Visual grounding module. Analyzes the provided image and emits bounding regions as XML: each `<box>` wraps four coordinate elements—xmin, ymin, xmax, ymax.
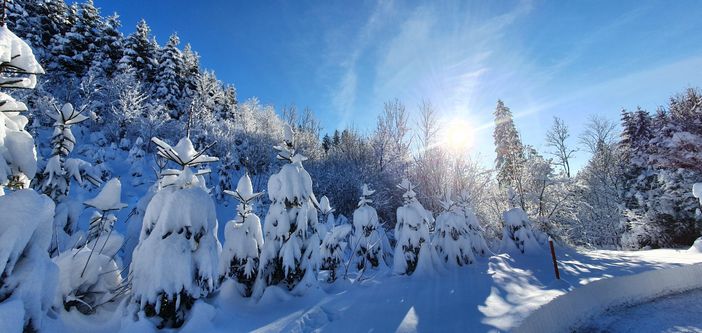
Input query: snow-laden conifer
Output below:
<box><xmin>500</xmin><ymin>206</ymin><xmax>542</xmax><ymax>254</ymax></box>
<box><xmin>254</xmin><ymin>124</ymin><xmax>321</xmax><ymax>296</ymax></box>
<box><xmin>320</xmin><ymin>224</ymin><xmax>352</xmax><ymax>282</ymax></box>
<box><xmin>130</xmin><ymin>136</ymin><xmax>220</xmax><ymax>328</ymax></box>
<box><xmin>433</xmin><ymin>192</ymin><xmax>474</xmax><ymax>267</ymax></box>
<box><xmin>351</xmin><ymin>184</ymin><xmax>387</xmax><ymax>270</ymax></box>
<box><xmin>456</xmin><ymin>191</ymin><xmax>490</xmax><ymax>257</ymax></box>
<box><xmin>220</xmin><ymin>173</ymin><xmax>264</xmax><ymax>297</ymax></box>
<box><xmin>393</xmin><ymin>179</ymin><xmax>436</xmax><ymax>275</ymax></box>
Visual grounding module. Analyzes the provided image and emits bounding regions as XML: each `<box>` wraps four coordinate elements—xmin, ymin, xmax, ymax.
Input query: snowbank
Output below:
<box><xmin>515</xmin><ymin>262</ymin><xmax>702</xmax><ymax>333</ymax></box>
<box><xmin>689</xmin><ymin>237</ymin><xmax>702</xmax><ymax>253</ymax></box>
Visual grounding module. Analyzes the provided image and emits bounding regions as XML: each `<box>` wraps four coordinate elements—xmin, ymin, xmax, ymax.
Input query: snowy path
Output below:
<box><xmin>43</xmin><ymin>248</ymin><xmax>702</xmax><ymax>333</ymax></box>
<box><xmin>574</xmin><ymin>289</ymin><xmax>702</xmax><ymax>333</ymax></box>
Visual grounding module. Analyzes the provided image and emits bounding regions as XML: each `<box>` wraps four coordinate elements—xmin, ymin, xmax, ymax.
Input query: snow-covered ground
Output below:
<box><xmin>38</xmin><ymin>247</ymin><xmax>702</xmax><ymax>333</ymax></box>
<box><xmin>574</xmin><ymin>289</ymin><xmax>702</xmax><ymax>333</ymax></box>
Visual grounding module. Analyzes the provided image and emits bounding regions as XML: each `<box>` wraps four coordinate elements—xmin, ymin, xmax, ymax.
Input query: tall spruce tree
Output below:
<box><xmin>154</xmin><ymin>33</ymin><xmax>184</xmax><ymax>116</ymax></box>
<box><xmin>118</xmin><ymin>19</ymin><xmax>158</xmax><ymax>82</ymax></box>
<box><xmin>493</xmin><ymin>100</ymin><xmax>525</xmax><ymax>206</ymax></box>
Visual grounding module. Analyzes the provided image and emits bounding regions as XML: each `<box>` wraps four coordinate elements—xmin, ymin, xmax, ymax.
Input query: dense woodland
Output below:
<box><xmin>2</xmin><ymin>1</ymin><xmax>702</xmax><ymax>331</ymax></box>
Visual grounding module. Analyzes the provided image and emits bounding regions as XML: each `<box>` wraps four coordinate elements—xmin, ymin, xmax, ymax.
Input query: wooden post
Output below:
<box><xmin>549</xmin><ymin>237</ymin><xmax>560</xmax><ymax>280</ymax></box>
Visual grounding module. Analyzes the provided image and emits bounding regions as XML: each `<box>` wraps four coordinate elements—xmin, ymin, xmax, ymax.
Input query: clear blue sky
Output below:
<box><xmin>94</xmin><ymin>0</ymin><xmax>702</xmax><ymax>170</ymax></box>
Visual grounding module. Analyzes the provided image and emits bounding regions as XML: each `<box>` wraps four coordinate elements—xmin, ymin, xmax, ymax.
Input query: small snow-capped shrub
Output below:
<box><xmin>53</xmin><ymin>178</ymin><xmax>128</xmax><ymax>314</ymax></box>
<box><xmin>433</xmin><ymin>194</ymin><xmax>475</xmax><ymax>267</ymax></box>
<box><xmin>321</xmin><ymin>224</ymin><xmax>352</xmax><ymax>283</ymax></box>
<box><xmin>220</xmin><ymin>173</ymin><xmax>264</xmax><ymax>297</ymax></box>
<box><xmin>130</xmin><ymin>137</ymin><xmax>220</xmax><ymax>328</ymax></box>
<box><xmin>255</xmin><ymin>124</ymin><xmax>322</xmax><ymax>296</ymax></box>
<box><xmin>53</xmin><ymin>247</ymin><xmax>122</xmax><ymax>314</ymax></box>
<box><xmin>351</xmin><ymin>184</ymin><xmax>386</xmax><ymax>270</ymax></box>
<box><xmin>393</xmin><ymin>179</ymin><xmax>436</xmax><ymax>275</ymax></box>
<box><xmin>500</xmin><ymin>207</ymin><xmax>542</xmax><ymax>254</ymax></box>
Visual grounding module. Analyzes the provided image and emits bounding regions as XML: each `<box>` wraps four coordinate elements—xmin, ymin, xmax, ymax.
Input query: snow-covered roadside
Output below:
<box><xmin>37</xmin><ymin>246</ymin><xmax>702</xmax><ymax>333</ymax></box>
<box><xmin>573</xmin><ymin>288</ymin><xmax>702</xmax><ymax>333</ymax></box>
<box><xmin>516</xmin><ymin>256</ymin><xmax>702</xmax><ymax>333</ymax></box>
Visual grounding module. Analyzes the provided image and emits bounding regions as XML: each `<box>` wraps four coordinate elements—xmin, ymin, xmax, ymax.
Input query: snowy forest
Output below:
<box><xmin>2</xmin><ymin>1</ymin><xmax>702</xmax><ymax>332</ymax></box>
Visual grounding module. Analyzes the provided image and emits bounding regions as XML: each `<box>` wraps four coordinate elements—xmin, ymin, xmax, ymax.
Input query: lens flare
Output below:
<box><xmin>443</xmin><ymin>118</ymin><xmax>475</xmax><ymax>154</ymax></box>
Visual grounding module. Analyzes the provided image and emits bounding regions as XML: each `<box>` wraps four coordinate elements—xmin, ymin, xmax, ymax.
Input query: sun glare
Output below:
<box><xmin>443</xmin><ymin>118</ymin><xmax>475</xmax><ymax>154</ymax></box>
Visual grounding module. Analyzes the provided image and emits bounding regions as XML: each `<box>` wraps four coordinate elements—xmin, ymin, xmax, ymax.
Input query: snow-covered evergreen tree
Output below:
<box><xmin>493</xmin><ymin>100</ymin><xmax>525</xmax><ymax>192</ymax></box>
<box><xmin>180</xmin><ymin>43</ymin><xmax>201</xmax><ymax>99</ymax></box>
<box><xmin>118</xmin><ymin>19</ymin><xmax>158</xmax><ymax>82</ymax></box>
<box><xmin>351</xmin><ymin>184</ymin><xmax>386</xmax><ymax>270</ymax></box>
<box><xmin>254</xmin><ymin>124</ymin><xmax>322</xmax><ymax>296</ymax></box>
<box><xmin>0</xmin><ymin>190</ymin><xmax>57</xmax><ymax>331</ymax></box>
<box><xmin>220</xmin><ymin>173</ymin><xmax>264</xmax><ymax>297</ymax></box>
<box><xmin>215</xmin><ymin>151</ymin><xmax>235</xmax><ymax>203</ymax></box>
<box><xmin>500</xmin><ymin>205</ymin><xmax>542</xmax><ymax>254</ymax></box>
<box><xmin>48</xmin><ymin>0</ymin><xmax>102</xmax><ymax>77</ymax></box>
<box><xmin>154</xmin><ymin>33</ymin><xmax>183</xmax><ymax>118</ymax></box>
<box><xmin>40</xmin><ymin>103</ymin><xmax>100</xmax><ymax>201</ymax></box>
<box><xmin>0</xmin><ymin>24</ymin><xmax>56</xmax><ymax>332</ymax></box>
<box><xmin>0</xmin><ymin>24</ymin><xmax>44</xmax><ymax>193</ymax></box>
<box><xmin>393</xmin><ymin>179</ymin><xmax>436</xmax><ymax>275</ymax></box>
<box><xmin>433</xmin><ymin>193</ymin><xmax>474</xmax><ymax>267</ymax></box>
<box><xmin>130</xmin><ymin>136</ymin><xmax>220</xmax><ymax>328</ymax></box>
<box><xmin>456</xmin><ymin>191</ymin><xmax>490</xmax><ymax>257</ymax></box>
<box><xmin>320</xmin><ymin>224</ymin><xmax>352</xmax><ymax>282</ymax></box>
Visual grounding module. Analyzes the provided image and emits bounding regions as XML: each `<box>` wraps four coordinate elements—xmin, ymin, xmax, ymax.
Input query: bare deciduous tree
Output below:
<box><xmin>545</xmin><ymin>117</ymin><xmax>576</xmax><ymax>177</ymax></box>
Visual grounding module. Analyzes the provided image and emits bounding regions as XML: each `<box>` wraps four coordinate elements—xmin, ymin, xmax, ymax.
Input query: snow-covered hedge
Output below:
<box><xmin>515</xmin><ymin>263</ymin><xmax>702</xmax><ymax>333</ymax></box>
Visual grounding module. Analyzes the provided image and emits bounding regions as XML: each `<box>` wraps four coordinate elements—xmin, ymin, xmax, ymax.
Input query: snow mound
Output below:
<box><xmin>688</xmin><ymin>237</ymin><xmax>702</xmax><ymax>253</ymax></box>
<box><xmin>516</xmin><ymin>263</ymin><xmax>702</xmax><ymax>333</ymax></box>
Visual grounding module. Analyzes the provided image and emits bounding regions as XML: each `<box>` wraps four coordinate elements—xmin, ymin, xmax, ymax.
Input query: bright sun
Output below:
<box><xmin>443</xmin><ymin>118</ymin><xmax>475</xmax><ymax>153</ymax></box>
